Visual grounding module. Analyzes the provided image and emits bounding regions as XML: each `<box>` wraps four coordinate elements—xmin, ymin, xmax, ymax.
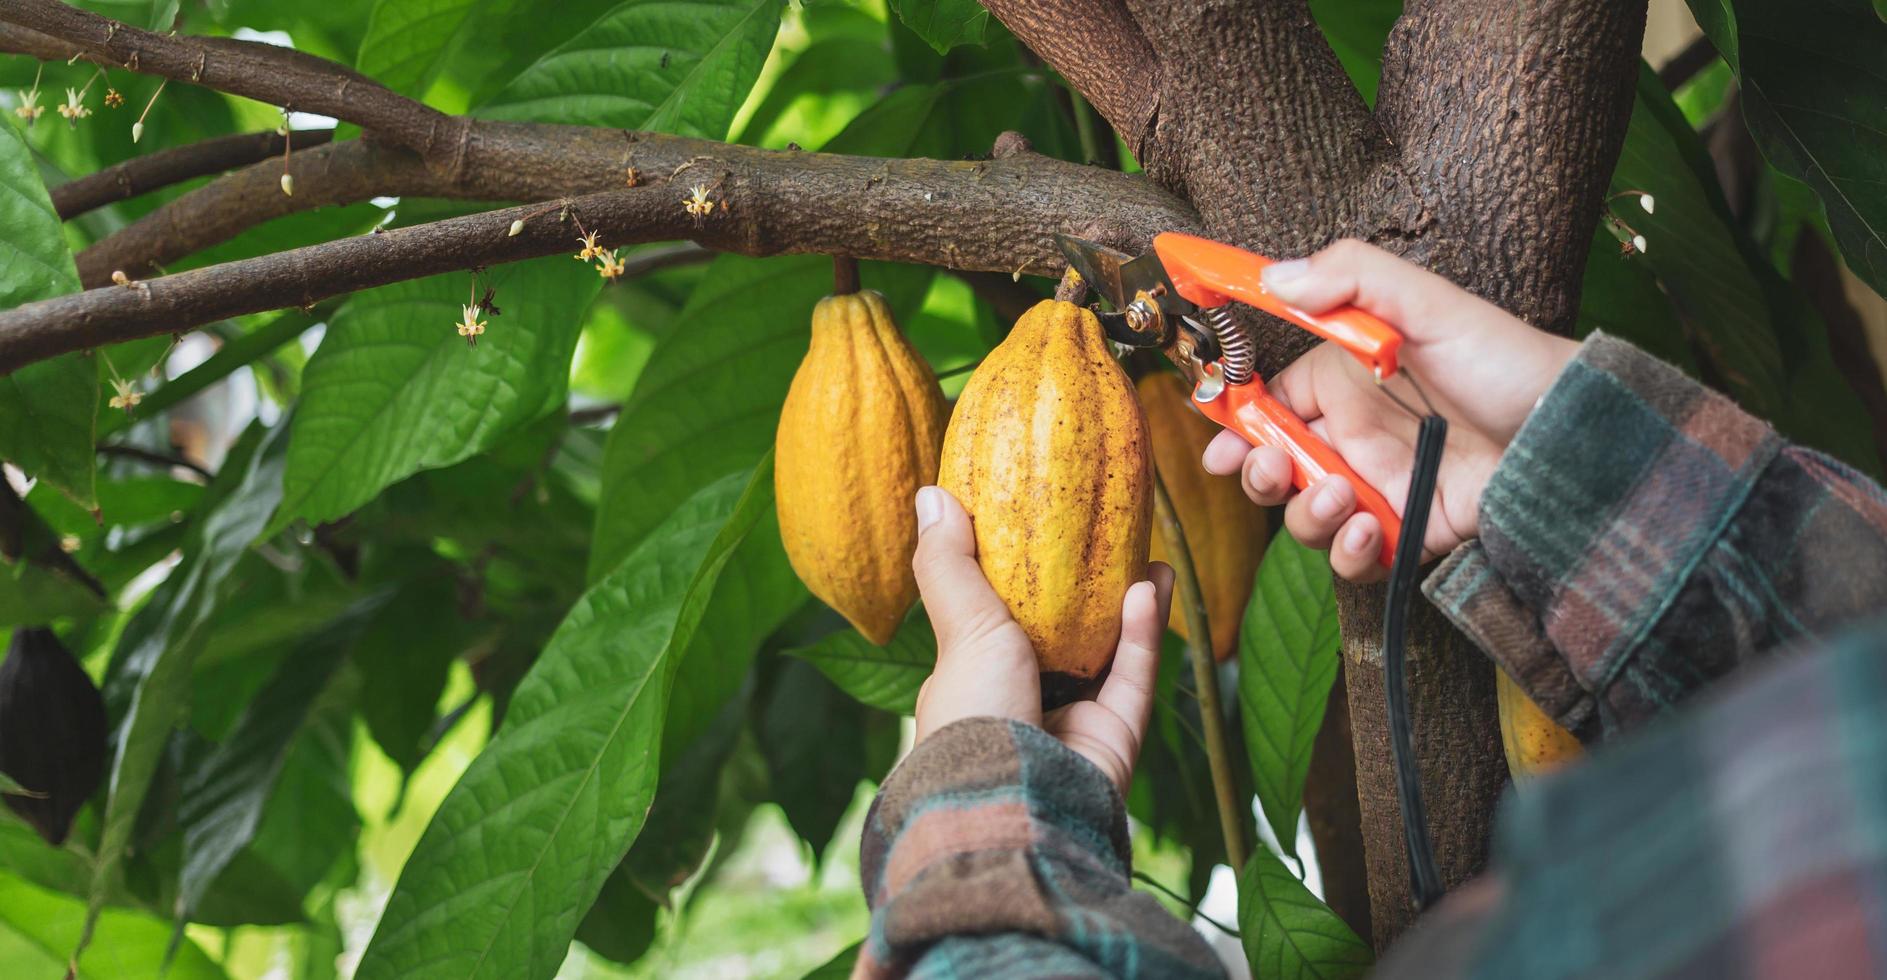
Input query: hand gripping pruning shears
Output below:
<box><xmin>1055</xmin><ymin>231</ymin><xmax>1450</xmax><ymax>909</ymax></box>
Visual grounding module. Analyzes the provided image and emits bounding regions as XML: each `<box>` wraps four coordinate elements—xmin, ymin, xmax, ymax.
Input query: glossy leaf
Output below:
<box><xmin>481</xmin><ymin>0</ymin><xmax>786</xmax><ymax>136</ymax></box>
<box><xmin>1693</xmin><ymin>0</ymin><xmax>1887</xmax><ymax>296</ymax></box>
<box><xmin>887</xmin><ymin>0</ymin><xmax>988</xmax><ymax>54</ymax></box>
<box><xmin>784</xmin><ymin>611</ymin><xmax>936</xmax><ymax>715</ymax></box>
<box><xmin>272</xmin><ymin>257</ymin><xmax>600</xmax><ymax>533</ymax></box>
<box><xmin>802</xmin><ymin>940</ymin><xmax>862</xmax><ymax>978</ymax></box>
<box><xmin>78</xmin><ymin>422</ymin><xmax>289</xmax><ymax>966</ymax></box>
<box><xmin>171</xmin><ymin>596</ymin><xmax>379</xmax><ymax>934</ymax></box>
<box><xmin>0</xmin><ymin>872</ymin><xmax>225</xmax><ymax>980</ymax></box>
<box><xmin>1238</xmin><ymin>845</ymin><xmax>1372</xmax><ymax>980</ymax></box>
<box><xmin>352</xmin><ymin>575</ymin><xmax>479</xmax><ymax>772</ymax></box>
<box><xmin>757</xmin><ymin>660</ymin><xmax>882</xmax><ymax>858</ymax></box>
<box><xmin>0</xmin><ymin>121</ymin><xmax>94</xmax><ymax>508</ymax></box>
<box><xmin>355</xmin><ymin>461</ymin><xmax>773</xmax><ymax>980</ymax></box>
<box><xmin>357</xmin><ymin>0</ymin><xmax>513</xmax><ymax>96</ymax></box>
<box><xmin>1307</xmin><ymin>0</ymin><xmax>1400</xmax><ymax>104</ymax></box>
<box><xmin>1239</xmin><ymin>534</ymin><xmax>1341</xmax><ymax>859</ymax></box>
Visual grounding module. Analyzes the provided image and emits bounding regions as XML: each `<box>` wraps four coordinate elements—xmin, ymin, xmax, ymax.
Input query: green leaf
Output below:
<box><xmin>79</xmin><ymin>422</ymin><xmax>289</xmax><ymax>964</ymax></box>
<box><xmin>357</xmin><ymin>0</ymin><xmax>514</xmax><ymax>96</ymax></box>
<box><xmin>731</xmin><ymin>29</ymin><xmax>899</xmax><ymax>149</ymax></box>
<box><xmin>784</xmin><ymin>611</ymin><xmax>935</xmax><ymax>715</ymax></box>
<box><xmin>352</xmin><ymin>576</ymin><xmax>478</xmax><ymax>772</ymax></box>
<box><xmin>1239</xmin><ymin>534</ymin><xmax>1341</xmax><ymax>859</ymax></box>
<box><xmin>0</xmin><ymin>121</ymin><xmax>94</xmax><ymax>508</ymax></box>
<box><xmin>1699</xmin><ymin>0</ymin><xmax>1887</xmax><ymax>297</ymax></box>
<box><xmin>171</xmin><ymin>596</ymin><xmax>378</xmax><ymax>934</ymax></box>
<box><xmin>887</xmin><ymin>0</ymin><xmax>988</xmax><ymax>54</ymax></box>
<box><xmin>1307</xmin><ymin>0</ymin><xmax>1401</xmax><ymax>105</ymax></box>
<box><xmin>355</xmin><ymin>460</ymin><xmax>774</xmax><ymax>980</ymax></box>
<box><xmin>757</xmin><ymin>660</ymin><xmax>882</xmax><ymax>858</ymax></box>
<box><xmin>622</xmin><ymin>689</ymin><xmax>749</xmax><ymax>903</ymax></box>
<box><xmin>1237</xmin><ymin>846</ymin><xmax>1372</xmax><ymax>980</ymax></box>
<box><xmin>1129</xmin><ymin>632</ymin><xmax>1236</xmax><ymax>902</ymax></box>
<box><xmin>0</xmin><ymin>871</ymin><xmax>226</xmax><ymax>980</ymax></box>
<box><xmin>1576</xmin><ymin>231</ymin><xmax>1699</xmax><ymax>376</ymax></box>
<box><xmin>481</xmin><ymin>0</ymin><xmax>786</xmax><ymax>136</ymax></box>
<box><xmin>273</xmin><ymin>257</ymin><xmax>600</xmax><ymax>533</ymax></box>
<box><xmin>572</xmin><ymin>868</ymin><xmax>658</xmax><ymax>965</ymax></box>
<box><xmin>801</xmin><ymin>940</ymin><xmax>862</xmax><ymax>979</ymax></box>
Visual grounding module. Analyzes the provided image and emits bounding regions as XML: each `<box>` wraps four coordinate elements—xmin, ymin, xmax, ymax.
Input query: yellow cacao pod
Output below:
<box><xmin>938</xmin><ymin>300</ymin><xmax>1153</xmax><ymax>695</ymax></box>
<box><xmin>1139</xmin><ymin>372</ymin><xmax>1269</xmax><ymax>662</ymax></box>
<box><xmin>1496</xmin><ymin>669</ymin><xmax>1583</xmax><ymax>781</ymax></box>
<box><xmin>775</xmin><ymin>289</ymin><xmax>948</xmax><ymax>645</ymax></box>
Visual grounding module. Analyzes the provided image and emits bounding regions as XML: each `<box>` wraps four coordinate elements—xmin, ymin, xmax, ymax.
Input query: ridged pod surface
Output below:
<box><xmin>939</xmin><ymin>300</ymin><xmax>1152</xmax><ymax>697</ymax></box>
<box><xmin>1138</xmin><ymin>372</ymin><xmax>1269</xmax><ymax>661</ymax></box>
<box><xmin>1496</xmin><ymin>669</ymin><xmax>1583</xmax><ymax>781</ymax></box>
<box><xmin>775</xmin><ymin>289</ymin><xmax>948</xmax><ymax>645</ymax></box>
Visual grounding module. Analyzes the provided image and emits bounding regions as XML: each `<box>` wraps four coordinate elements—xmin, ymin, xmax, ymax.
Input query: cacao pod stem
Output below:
<box><xmin>1152</xmin><ymin>471</ymin><xmax>1249</xmax><ymax>873</ymax></box>
<box><xmin>831</xmin><ymin>255</ymin><xmax>859</xmax><ymax>296</ymax></box>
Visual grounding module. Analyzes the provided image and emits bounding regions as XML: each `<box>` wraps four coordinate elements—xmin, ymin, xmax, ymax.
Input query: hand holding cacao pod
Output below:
<box><xmin>775</xmin><ymin>288</ymin><xmax>950</xmax><ymax>644</ymax></box>
<box><xmin>938</xmin><ymin>300</ymin><xmax>1153</xmax><ymax>699</ymax></box>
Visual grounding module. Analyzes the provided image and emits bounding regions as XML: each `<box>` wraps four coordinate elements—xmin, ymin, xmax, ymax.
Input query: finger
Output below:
<box><xmin>1259</xmin><ymin>238</ymin><xmax>1460</xmax><ymax>337</ymax></box>
<box><xmin>1240</xmin><ymin>445</ymin><xmax>1296</xmax><ymax>507</ymax></box>
<box><xmin>1094</xmin><ymin>574</ymin><xmax>1168</xmax><ymax>744</ymax></box>
<box><xmin>1203</xmin><ymin>428</ymin><xmax>1252</xmax><ymax>476</ymax></box>
<box><xmin>1329</xmin><ymin>513</ymin><xmax>1389</xmax><ymax>583</ymax></box>
<box><xmin>1282</xmin><ymin>475</ymin><xmax>1356</xmax><ymax>550</ymax></box>
<box><xmin>910</xmin><ymin>486</ymin><xmax>1015</xmax><ymax>652</ymax></box>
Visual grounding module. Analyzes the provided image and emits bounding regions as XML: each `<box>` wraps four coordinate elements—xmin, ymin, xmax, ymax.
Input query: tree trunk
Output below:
<box><xmin>1303</xmin><ymin>666</ymin><xmax>1371</xmax><ymax>939</ymax></box>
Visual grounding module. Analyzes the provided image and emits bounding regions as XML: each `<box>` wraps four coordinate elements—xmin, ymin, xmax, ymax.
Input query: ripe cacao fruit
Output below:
<box><xmin>1138</xmin><ymin>372</ymin><xmax>1269</xmax><ymax>661</ymax></box>
<box><xmin>1496</xmin><ymin>669</ymin><xmax>1582</xmax><ymax>781</ymax></box>
<box><xmin>776</xmin><ymin>288</ymin><xmax>949</xmax><ymax>645</ymax></box>
<box><xmin>938</xmin><ymin>300</ymin><xmax>1153</xmax><ymax>699</ymax></box>
<box><xmin>0</xmin><ymin>628</ymin><xmax>108</xmax><ymax>845</ymax></box>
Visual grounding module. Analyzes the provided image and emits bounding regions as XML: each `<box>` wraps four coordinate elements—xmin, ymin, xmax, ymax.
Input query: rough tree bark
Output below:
<box><xmin>0</xmin><ymin>0</ymin><xmax>1651</xmax><ymax>948</ymax></box>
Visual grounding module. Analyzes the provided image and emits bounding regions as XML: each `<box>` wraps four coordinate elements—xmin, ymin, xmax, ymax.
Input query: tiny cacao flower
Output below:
<box><xmin>0</xmin><ymin>629</ymin><xmax>110</xmax><ymax>846</ymax></box>
<box><xmin>104</xmin><ymin>88</ymin><xmax>124</xmax><ymax>109</ymax></box>
<box><xmin>131</xmin><ymin>120</ymin><xmax>143</xmax><ymax>143</ymax></box>
<box><xmin>575</xmin><ymin>230</ymin><xmax>603</xmax><ymax>261</ymax></box>
<box><xmin>110</xmin><ymin>270</ymin><xmax>130</xmax><ymax>286</ymax></box>
<box><xmin>624</xmin><ymin>166</ymin><xmax>640</xmax><ymax>187</ymax></box>
<box><xmin>108</xmin><ymin>377</ymin><xmax>141</xmax><ymax>411</ymax></box>
<box><xmin>280</xmin><ymin>173</ymin><xmax>295</xmax><ymax>196</ymax></box>
<box><xmin>56</xmin><ymin>88</ymin><xmax>90</xmax><ymax>125</ymax></box>
<box><xmin>508</xmin><ymin>218</ymin><xmax>525</xmax><ymax>237</ymax></box>
<box><xmin>683</xmin><ymin>183</ymin><xmax>716</xmax><ymax>222</ymax></box>
<box><xmin>1639</xmin><ymin>194</ymin><xmax>1655</xmax><ymax>215</ymax></box>
<box><xmin>456</xmin><ymin>303</ymin><xmax>487</xmax><ymax>345</ymax></box>
<box><xmin>596</xmin><ymin>249</ymin><xmax>626</xmax><ymax>280</ymax></box>
<box><xmin>58</xmin><ymin>534</ymin><xmax>80</xmax><ymax>554</ymax></box>
<box><xmin>1632</xmin><ymin>233</ymin><xmax>1648</xmax><ymax>255</ymax></box>
<box><xmin>13</xmin><ymin>89</ymin><xmax>43</xmax><ymax>124</ymax></box>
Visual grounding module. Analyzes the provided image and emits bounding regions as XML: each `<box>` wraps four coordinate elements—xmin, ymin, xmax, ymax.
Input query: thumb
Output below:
<box><xmin>911</xmin><ymin>486</ymin><xmax>1014</xmax><ymax>651</ymax></box>
<box><xmin>1259</xmin><ymin>238</ymin><xmax>1456</xmax><ymax>340</ymax></box>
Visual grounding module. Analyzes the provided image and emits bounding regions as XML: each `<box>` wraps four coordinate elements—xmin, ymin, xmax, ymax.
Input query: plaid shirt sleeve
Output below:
<box><xmin>853</xmin><ymin>716</ymin><xmax>1224</xmax><ymax>980</ymax></box>
<box><xmin>1423</xmin><ymin>332</ymin><xmax>1887</xmax><ymax>737</ymax></box>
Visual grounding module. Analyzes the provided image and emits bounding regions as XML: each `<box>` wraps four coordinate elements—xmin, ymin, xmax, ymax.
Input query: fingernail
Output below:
<box><xmin>1344</xmin><ymin>523</ymin><xmax>1371</xmax><ymax>554</ymax></box>
<box><xmin>1310</xmin><ymin>481</ymin><xmax>1346</xmax><ymax>521</ymax></box>
<box><xmin>915</xmin><ymin>486</ymin><xmax>943</xmax><ymax>533</ymax></box>
<box><xmin>1262</xmin><ymin>258</ymin><xmax>1310</xmax><ymax>290</ymax></box>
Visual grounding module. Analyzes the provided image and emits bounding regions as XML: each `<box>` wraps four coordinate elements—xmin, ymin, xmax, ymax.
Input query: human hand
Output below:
<box><xmin>909</xmin><ymin>486</ymin><xmax>1174</xmax><ymax>796</ymax></box>
<box><xmin>1202</xmin><ymin>239</ymin><xmax>1580</xmax><ymax>582</ymax></box>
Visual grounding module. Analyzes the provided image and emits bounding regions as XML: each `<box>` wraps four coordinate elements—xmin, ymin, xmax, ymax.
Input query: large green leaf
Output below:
<box><xmin>757</xmin><ymin>660</ymin><xmax>884</xmax><ymax>858</ymax></box>
<box><xmin>1307</xmin><ymin>0</ymin><xmax>1401</xmax><ymax>105</ymax></box>
<box><xmin>171</xmin><ymin>596</ymin><xmax>379</xmax><ymax>936</ymax></box>
<box><xmin>784</xmin><ymin>611</ymin><xmax>936</xmax><ymax>715</ymax></box>
<box><xmin>887</xmin><ymin>0</ymin><xmax>988</xmax><ymax>54</ymax></box>
<box><xmin>801</xmin><ymin>940</ymin><xmax>862</xmax><ymax>978</ymax></box>
<box><xmin>272</xmin><ymin>257</ymin><xmax>600</xmax><ymax>533</ymax></box>
<box><xmin>1239</xmin><ymin>534</ymin><xmax>1341</xmax><ymax>859</ymax></box>
<box><xmin>481</xmin><ymin>0</ymin><xmax>786</xmax><ymax>136</ymax></box>
<box><xmin>79</xmin><ymin>422</ymin><xmax>289</xmax><ymax>965</ymax></box>
<box><xmin>352</xmin><ymin>575</ymin><xmax>479</xmax><ymax>772</ymax></box>
<box><xmin>1237</xmin><ymin>846</ymin><xmax>1372</xmax><ymax>980</ymax></box>
<box><xmin>355</xmin><ymin>460</ymin><xmax>773</xmax><ymax>980</ymax></box>
<box><xmin>0</xmin><ymin>121</ymin><xmax>94</xmax><ymax>508</ymax></box>
<box><xmin>1691</xmin><ymin>0</ymin><xmax>1887</xmax><ymax>297</ymax></box>
<box><xmin>356</xmin><ymin>0</ymin><xmax>516</xmax><ymax>96</ymax></box>
<box><xmin>0</xmin><ymin>872</ymin><xmax>225</xmax><ymax>980</ymax></box>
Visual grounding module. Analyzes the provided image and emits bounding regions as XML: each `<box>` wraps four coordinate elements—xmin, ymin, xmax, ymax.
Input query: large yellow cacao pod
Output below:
<box><xmin>938</xmin><ymin>300</ymin><xmax>1153</xmax><ymax>695</ymax></box>
<box><xmin>1138</xmin><ymin>372</ymin><xmax>1269</xmax><ymax>661</ymax></box>
<box><xmin>775</xmin><ymin>289</ymin><xmax>948</xmax><ymax>645</ymax></box>
<box><xmin>1496</xmin><ymin>669</ymin><xmax>1583</xmax><ymax>781</ymax></box>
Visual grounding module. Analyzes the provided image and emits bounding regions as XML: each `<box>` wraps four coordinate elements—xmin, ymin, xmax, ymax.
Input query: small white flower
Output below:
<box><xmin>1631</xmin><ymin>234</ymin><xmax>1648</xmax><ymax>255</ymax></box>
<box><xmin>280</xmin><ymin>173</ymin><xmax>294</xmax><ymax>196</ymax></box>
<box><xmin>456</xmin><ymin>304</ymin><xmax>487</xmax><ymax>345</ymax></box>
<box><xmin>1638</xmin><ymin>193</ymin><xmax>1655</xmax><ymax>215</ymax></box>
<box><xmin>56</xmin><ymin>87</ymin><xmax>90</xmax><ymax>124</ymax></box>
<box><xmin>13</xmin><ymin>89</ymin><xmax>44</xmax><ymax>124</ymax></box>
<box><xmin>131</xmin><ymin>120</ymin><xmax>144</xmax><ymax>143</ymax></box>
<box><xmin>508</xmin><ymin>219</ymin><xmax>525</xmax><ymax>237</ymax></box>
<box><xmin>108</xmin><ymin>377</ymin><xmax>141</xmax><ymax>411</ymax></box>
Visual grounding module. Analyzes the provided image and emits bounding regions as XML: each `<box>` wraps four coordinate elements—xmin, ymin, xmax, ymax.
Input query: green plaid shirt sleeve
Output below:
<box><xmin>854</xmin><ymin>716</ymin><xmax>1225</xmax><ymax>979</ymax></box>
<box><xmin>1424</xmin><ymin>332</ymin><xmax>1887</xmax><ymax>737</ymax></box>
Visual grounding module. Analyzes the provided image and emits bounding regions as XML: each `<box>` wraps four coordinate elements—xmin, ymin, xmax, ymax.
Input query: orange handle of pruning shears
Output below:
<box><xmin>1154</xmin><ymin>232</ymin><xmax>1403</xmax><ymax>378</ymax></box>
<box><xmin>1192</xmin><ymin>382</ymin><xmax>1401</xmax><ymax>566</ymax></box>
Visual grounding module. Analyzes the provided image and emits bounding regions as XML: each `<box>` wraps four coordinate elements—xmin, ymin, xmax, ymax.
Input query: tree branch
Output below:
<box><xmin>70</xmin><ymin>122</ymin><xmax>1197</xmax><ymax>287</ymax></box>
<box><xmin>2</xmin><ymin>140</ymin><xmax>1198</xmax><ymax>373</ymax></box>
<box><xmin>0</xmin><ymin>0</ymin><xmax>463</xmax><ymax>162</ymax></box>
<box><xmin>980</xmin><ymin>0</ymin><xmax>1161</xmax><ymax>155</ymax></box>
<box><xmin>52</xmin><ymin>128</ymin><xmax>334</xmax><ymax>219</ymax></box>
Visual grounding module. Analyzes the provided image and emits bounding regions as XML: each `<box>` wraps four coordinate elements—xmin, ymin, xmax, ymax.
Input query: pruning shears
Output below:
<box><xmin>1055</xmin><ymin>231</ymin><xmax>1435</xmax><ymax>566</ymax></box>
<box><xmin>1055</xmin><ymin>230</ymin><xmax>1450</xmax><ymax>908</ymax></box>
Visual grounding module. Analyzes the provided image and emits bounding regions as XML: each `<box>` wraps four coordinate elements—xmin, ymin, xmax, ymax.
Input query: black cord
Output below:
<box><xmin>1383</xmin><ymin>414</ymin><xmax>1448</xmax><ymax>910</ymax></box>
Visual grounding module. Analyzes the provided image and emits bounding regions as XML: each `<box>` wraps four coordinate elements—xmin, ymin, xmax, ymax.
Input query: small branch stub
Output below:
<box><xmin>831</xmin><ymin>255</ymin><xmax>860</xmax><ymax>296</ymax></box>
